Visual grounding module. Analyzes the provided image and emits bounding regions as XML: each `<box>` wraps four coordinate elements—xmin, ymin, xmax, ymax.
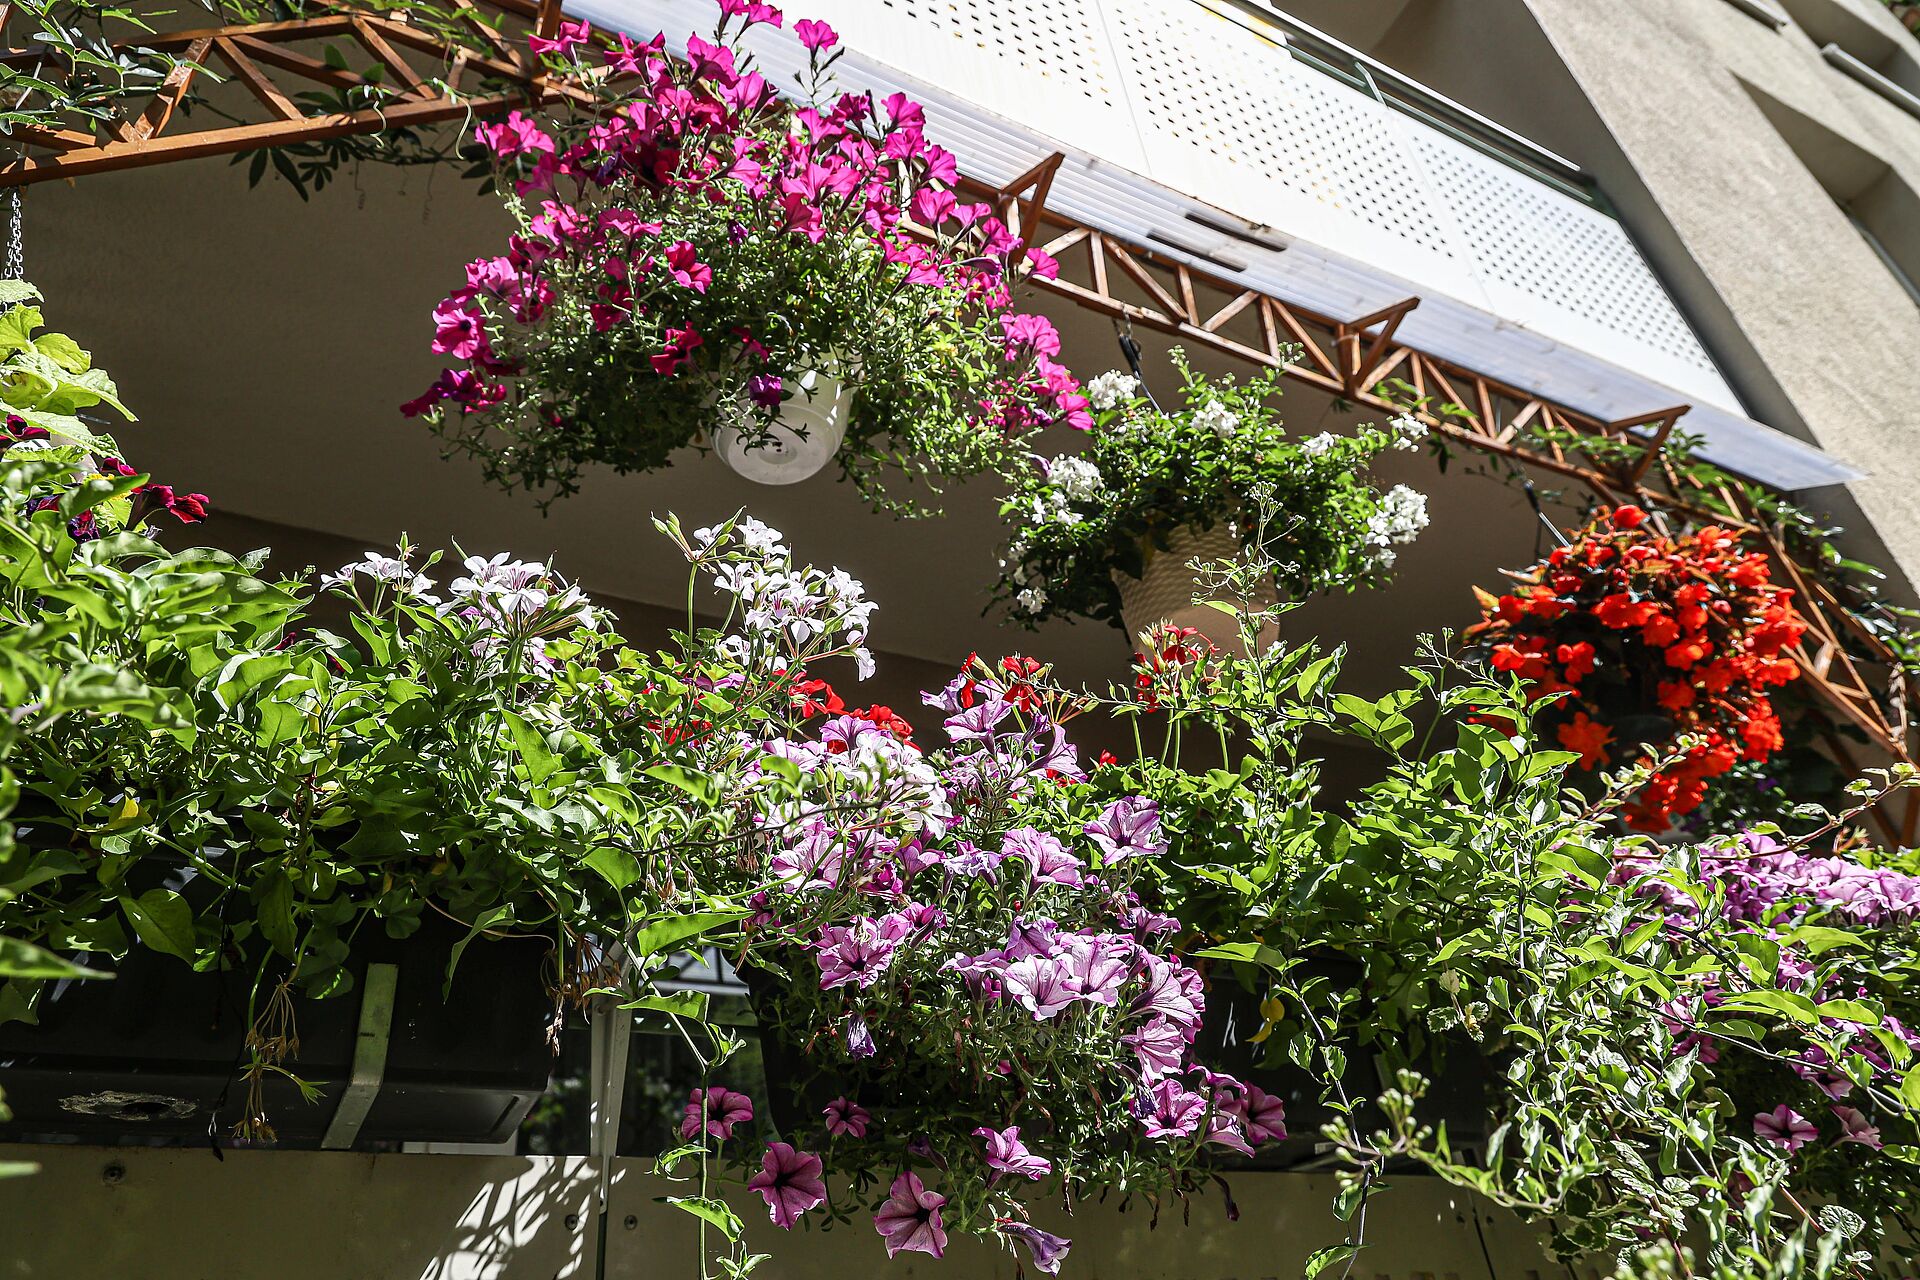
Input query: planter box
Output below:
<box><xmin>1195</xmin><ymin>965</ymin><xmax>1493</xmax><ymax>1171</ymax></box>
<box><xmin>0</xmin><ymin>915</ymin><xmax>554</xmax><ymax>1148</ymax></box>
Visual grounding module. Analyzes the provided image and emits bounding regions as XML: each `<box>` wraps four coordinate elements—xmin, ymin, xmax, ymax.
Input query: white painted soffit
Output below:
<box><xmin>577</xmin><ymin>0</ymin><xmax>1862</xmax><ymax>492</ymax></box>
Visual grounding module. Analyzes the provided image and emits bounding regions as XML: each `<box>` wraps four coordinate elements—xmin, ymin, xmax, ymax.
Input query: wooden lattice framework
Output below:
<box><xmin>4</xmin><ymin>1</ymin><xmax>1917</xmax><ymax>836</ymax></box>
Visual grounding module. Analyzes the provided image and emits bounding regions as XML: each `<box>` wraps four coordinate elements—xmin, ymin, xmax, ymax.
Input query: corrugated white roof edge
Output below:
<box><xmin>575</xmin><ymin>0</ymin><xmax>1865</xmax><ymax>492</ymax></box>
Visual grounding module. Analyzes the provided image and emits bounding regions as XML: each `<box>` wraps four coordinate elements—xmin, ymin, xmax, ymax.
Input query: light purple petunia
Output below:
<box><xmin>1004</xmin><ymin>827</ymin><xmax>1085</xmax><ymax>888</ymax></box>
<box><xmin>747</xmin><ymin>1142</ymin><xmax>827</xmax><ymax>1228</ymax></box>
<box><xmin>973</xmin><ymin>1125</ymin><xmax>1052</xmax><ymax>1181</ymax></box>
<box><xmin>997</xmin><ymin>1222</ymin><xmax>1071</xmax><ymax>1275</ymax></box>
<box><xmin>1226</xmin><ymin>1083</ymin><xmax>1288</xmax><ymax>1145</ymax></box>
<box><xmin>1060</xmin><ymin>934</ymin><xmax>1132</xmax><ymax>1006</ymax></box>
<box><xmin>1003</xmin><ymin>954</ymin><xmax>1078</xmax><ymax>1019</ymax></box>
<box><xmin>873</xmin><ymin>1171</ymin><xmax>947</xmax><ymax>1258</ymax></box>
<box><xmin>944</xmin><ymin>698</ymin><xmax>1015</xmax><ymax>743</ymax></box>
<box><xmin>844</xmin><ymin>1014</ymin><xmax>877</xmax><ymax>1059</ymax></box>
<box><xmin>815</xmin><ymin>918</ymin><xmax>902</xmax><ymax>990</ymax></box>
<box><xmin>1832</xmin><ymin>1104</ymin><xmax>1882</xmax><ymax>1149</ymax></box>
<box><xmin>1085</xmin><ymin>796</ymin><xmax>1168</xmax><ymax>863</ymax></box>
<box><xmin>1123</xmin><ymin>1015</ymin><xmax>1188</xmax><ymax>1081</ymax></box>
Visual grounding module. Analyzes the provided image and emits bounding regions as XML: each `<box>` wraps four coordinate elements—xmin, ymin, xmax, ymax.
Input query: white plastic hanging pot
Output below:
<box><xmin>712</xmin><ymin>367</ymin><xmax>853</xmax><ymax>485</ymax></box>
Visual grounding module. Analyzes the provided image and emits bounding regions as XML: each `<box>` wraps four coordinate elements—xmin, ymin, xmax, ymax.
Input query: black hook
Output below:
<box><xmin>1113</xmin><ymin>319</ymin><xmax>1161</xmax><ymax>414</ymax></box>
<box><xmin>1523</xmin><ymin>480</ymin><xmax>1571</xmax><ymax>555</ymax></box>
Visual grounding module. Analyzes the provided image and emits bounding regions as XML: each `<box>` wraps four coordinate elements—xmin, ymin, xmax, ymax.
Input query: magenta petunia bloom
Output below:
<box><xmin>664</xmin><ymin>240</ymin><xmax>712</xmax><ymax>293</ymax></box>
<box><xmin>1752</xmin><ymin>1104</ymin><xmax>1817</xmax><ymax>1151</ymax></box>
<box><xmin>747</xmin><ymin>1141</ymin><xmax>826</xmax><ymax>1228</ymax></box>
<box><xmin>815</xmin><ymin>918</ymin><xmax>902</xmax><ymax>990</ymax></box>
<box><xmin>794</xmin><ymin>18</ymin><xmax>838</xmax><ymax>50</ymax></box>
<box><xmin>680</xmin><ymin>1085</ymin><xmax>754</xmax><ymax>1141</ymax></box>
<box><xmin>527</xmin><ymin>18</ymin><xmax>592</xmax><ymax>55</ymax></box>
<box><xmin>873</xmin><ymin>1171</ymin><xmax>947</xmax><ymax>1258</ymax></box>
<box><xmin>1832</xmin><ymin>1105</ymin><xmax>1883</xmax><ymax>1149</ymax></box>
<box><xmin>824</xmin><ymin>1097</ymin><xmax>872</xmax><ymax>1138</ymax></box>
<box><xmin>1228</xmin><ymin>1083</ymin><xmax>1288</xmax><ymax>1145</ymax></box>
<box><xmin>997</xmin><ymin>1222</ymin><xmax>1071</xmax><ymax>1275</ymax></box>
<box><xmin>973</xmin><ymin>1125</ymin><xmax>1052</xmax><ymax>1181</ymax></box>
<box><xmin>1138</xmin><ymin>1078</ymin><xmax>1205</xmax><ymax>1140</ymax></box>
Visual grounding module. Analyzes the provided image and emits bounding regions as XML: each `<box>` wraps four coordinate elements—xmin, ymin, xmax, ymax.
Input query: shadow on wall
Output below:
<box><xmin>0</xmin><ymin>1145</ymin><xmax>598</xmax><ymax>1279</ymax></box>
<box><xmin>0</xmin><ymin>1144</ymin><xmax>1573</xmax><ymax>1279</ymax></box>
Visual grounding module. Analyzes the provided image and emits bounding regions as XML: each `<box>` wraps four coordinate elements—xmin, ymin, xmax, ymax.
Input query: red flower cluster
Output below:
<box><xmin>1471</xmin><ymin>506</ymin><xmax>1807</xmax><ymax>831</ymax></box>
<box><xmin>1131</xmin><ymin>624</ymin><xmax>1219</xmax><ymax>712</ymax></box>
<box><xmin>791</xmin><ymin>676</ymin><xmax>915</xmax><ymax>746</ymax></box>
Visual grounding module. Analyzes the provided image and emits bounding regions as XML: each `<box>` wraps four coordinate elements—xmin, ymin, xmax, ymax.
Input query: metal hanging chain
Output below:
<box><xmin>4</xmin><ymin>185</ymin><xmax>20</xmax><ymax>282</ymax></box>
<box><xmin>1113</xmin><ymin>316</ymin><xmax>1162</xmax><ymax>414</ymax></box>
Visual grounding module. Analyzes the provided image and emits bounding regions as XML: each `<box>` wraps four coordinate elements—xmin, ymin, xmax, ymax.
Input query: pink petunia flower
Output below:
<box><xmin>746</xmin><ymin>1141</ymin><xmax>826</xmax><ymax>1228</ymax></box>
<box><xmin>873</xmin><ymin>1171</ymin><xmax>946</xmax><ymax>1258</ymax></box>
<box><xmin>794</xmin><ymin>18</ymin><xmax>838</xmax><ymax>50</ymax></box>
<box><xmin>824</xmin><ymin>1097</ymin><xmax>871</xmax><ymax>1138</ymax></box>
<box><xmin>1832</xmin><ymin>1105</ymin><xmax>1882</xmax><ymax>1149</ymax></box>
<box><xmin>679</xmin><ymin>1085</ymin><xmax>753</xmax><ymax>1141</ymax></box>
<box><xmin>972</xmin><ymin>1125</ymin><xmax>1051</xmax><ymax>1181</ymax></box>
<box><xmin>1752</xmin><ymin>1104</ymin><xmax>1817</xmax><ymax>1151</ymax></box>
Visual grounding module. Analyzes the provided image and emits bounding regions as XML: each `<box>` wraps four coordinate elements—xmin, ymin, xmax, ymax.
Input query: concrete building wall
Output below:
<box><xmin>1278</xmin><ymin>0</ymin><xmax>1920</xmax><ymax>593</ymax></box>
<box><xmin>1513</xmin><ymin>0</ymin><xmax>1920</xmax><ymax>588</ymax></box>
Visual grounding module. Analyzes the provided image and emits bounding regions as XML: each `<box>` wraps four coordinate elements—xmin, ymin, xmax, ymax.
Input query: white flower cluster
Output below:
<box><xmin>1046</xmin><ymin>455</ymin><xmax>1107</xmax><ymax>504</ymax></box>
<box><xmin>1389</xmin><ymin>413</ymin><xmax>1429</xmax><ymax>451</ymax></box>
<box><xmin>693</xmin><ymin>516</ymin><xmax>877</xmax><ymax>679</ymax></box>
<box><xmin>450</xmin><ymin>552</ymin><xmax>600</xmax><ymax>635</ymax></box>
<box><xmin>1191</xmin><ymin>399</ymin><xmax>1240</xmax><ymax>439</ymax></box>
<box><xmin>1363</xmin><ymin>484</ymin><xmax>1430</xmax><ymax>571</ymax></box>
<box><xmin>321</xmin><ymin>551</ymin><xmax>438</xmax><ymax>602</ymax></box>
<box><xmin>1298</xmin><ymin>432</ymin><xmax>1340</xmax><ymax>459</ymax></box>
<box><xmin>1084</xmin><ymin>369</ymin><xmax>1141</xmax><ymax>412</ymax></box>
<box><xmin>1027</xmin><ymin>490</ymin><xmax>1083</xmax><ymax>528</ymax></box>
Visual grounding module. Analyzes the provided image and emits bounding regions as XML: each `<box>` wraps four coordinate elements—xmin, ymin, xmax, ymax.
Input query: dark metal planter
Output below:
<box><xmin>0</xmin><ymin>914</ymin><xmax>556</xmax><ymax>1149</ymax></box>
<box><xmin>1194</xmin><ymin>962</ymin><xmax>1494</xmax><ymax>1171</ymax></box>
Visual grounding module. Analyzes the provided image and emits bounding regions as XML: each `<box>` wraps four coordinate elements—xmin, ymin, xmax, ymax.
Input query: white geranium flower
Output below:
<box><xmin>1191</xmin><ymin>399</ymin><xmax>1239</xmax><ymax>438</ymax></box>
<box><xmin>1047</xmin><ymin>456</ymin><xmax>1107</xmax><ymax>504</ymax></box>
<box><xmin>1299</xmin><ymin>432</ymin><xmax>1340</xmax><ymax>458</ymax></box>
<box><xmin>1084</xmin><ymin>369</ymin><xmax>1141</xmax><ymax>412</ymax></box>
<box><xmin>1389</xmin><ymin>413</ymin><xmax>1429</xmax><ymax>451</ymax></box>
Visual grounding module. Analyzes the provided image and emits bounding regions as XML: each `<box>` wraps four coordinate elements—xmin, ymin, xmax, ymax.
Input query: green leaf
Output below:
<box><xmin>644</xmin><ymin>762</ymin><xmax>717</xmax><ymax>806</ymax></box>
<box><xmin>0</xmin><ymin>280</ymin><xmax>43</xmax><ymax>307</ymax></box>
<box><xmin>583</xmin><ymin>847</ymin><xmax>641</xmax><ymax>892</ymax></box>
<box><xmin>31</xmin><ymin>330</ymin><xmax>89</xmax><ymax>375</ymax></box>
<box><xmin>661</xmin><ymin>1195</ymin><xmax>743</xmax><ymax>1240</ymax></box>
<box><xmin>1191</xmin><ymin>941</ymin><xmax>1290</xmax><ymax>970</ymax></box>
<box><xmin>1900</xmin><ymin>1066</ymin><xmax>1920</xmax><ymax>1112</ymax></box>
<box><xmin>1303</xmin><ymin>1244</ymin><xmax>1357</xmax><ymax>1278</ymax></box>
<box><xmin>257</xmin><ymin>873</ymin><xmax>296</xmax><ymax>958</ymax></box>
<box><xmin>630</xmin><ymin>909</ymin><xmax>750</xmax><ymax>958</ymax></box>
<box><xmin>503</xmin><ymin>710</ymin><xmax>562</xmax><ymax>784</ymax></box>
<box><xmin>0</xmin><ymin>935</ymin><xmax>106</xmax><ymax>980</ymax></box>
<box><xmin>622</xmin><ymin>991</ymin><xmax>710</xmax><ymax>1020</ymax></box>
<box><xmin>120</xmin><ymin>889</ymin><xmax>197</xmax><ymax>963</ymax></box>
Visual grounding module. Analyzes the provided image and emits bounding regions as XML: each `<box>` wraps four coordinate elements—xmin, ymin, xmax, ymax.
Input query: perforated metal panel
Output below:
<box><xmin>1411</xmin><ymin>132</ymin><xmax>1718</xmax><ymax>374</ymax></box>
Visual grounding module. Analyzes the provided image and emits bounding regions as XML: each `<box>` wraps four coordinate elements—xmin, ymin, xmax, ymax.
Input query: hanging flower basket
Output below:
<box><xmin>995</xmin><ymin>352</ymin><xmax>1428</xmax><ymax>636</ymax></box>
<box><xmin>405</xmin><ymin>7</ymin><xmax>1089</xmax><ymax>508</ymax></box>
<box><xmin>1466</xmin><ymin>506</ymin><xmax>1808</xmax><ymax>831</ymax></box>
